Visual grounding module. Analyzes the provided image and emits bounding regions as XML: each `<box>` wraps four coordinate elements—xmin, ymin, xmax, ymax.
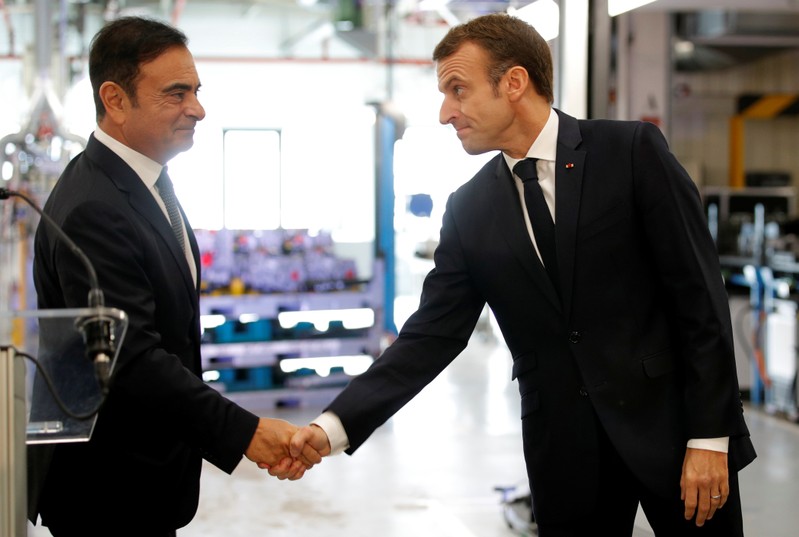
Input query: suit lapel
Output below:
<box><xmin>490</xmin><ymin>156</ymin><xmax>562</xmax><ymax>312</ymax></box>
<box><xmin>553</xmin><ymin>110</ymin><xmax>586</xmax><ymax>321</ymax></box>
<box><xmin>84</xmin><ymin>136</ymin><xmax>198</xmax><ymax>295</ymax></box>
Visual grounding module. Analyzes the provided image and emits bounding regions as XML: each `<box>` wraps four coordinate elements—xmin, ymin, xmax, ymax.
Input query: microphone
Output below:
<box><xmin>1</xmin><ymin>186</ymin><xmax>114</xmax><ymax>393</ymax></box>
<box><xmin>76</xmin><ymin>289</ymin><xmax>115</xmax><ymax>395</ymax></box>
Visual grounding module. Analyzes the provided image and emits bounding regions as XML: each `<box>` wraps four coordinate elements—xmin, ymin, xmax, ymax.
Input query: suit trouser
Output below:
<box><xmin>43</xmin><ymin>524</ymin><xmax>177</xmax><ymax>537</ymax></box>
<box><xmin>536</xmin><ymin>413</ymin><xmax>745</xmax><ymax>537</ymax></box>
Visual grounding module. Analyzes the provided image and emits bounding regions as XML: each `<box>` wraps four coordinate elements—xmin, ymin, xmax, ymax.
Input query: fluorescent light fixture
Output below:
<box><xmin>279</xmin><ymin>355</ymin><xmax>374</xmax><ymax>377</ymax></box>
<box><xmin>238</xmin><ymin>313</ymin><xmax>260</xmax><ymax>324</ymax></box>
<box><xmin>202</xmin><ymin>370</ymin><xmax>221</xmax><ymax>382</ymax></box>
<box><xmin>200</xmin><ymin>314</ymin><xmax>226</xmax><ymax>330</ymax></box>
<box><xmin>508</xmin><ymin>0</ymin><xmax>559</xmax><ymax>41</ymax></box>
<box><xmin>674</xmin><ymin>40</ymin><xmax>695</xmax><ymax>56</ymax></box>
<box><xmin>277</xmin><ymin>308</ymin><xmax>375</xmax><ymax>332</ymax></box>
<box><xmin>608</xmin><ymin>0</ymin><xmax>657</xmax><ymax>17</ymax></box>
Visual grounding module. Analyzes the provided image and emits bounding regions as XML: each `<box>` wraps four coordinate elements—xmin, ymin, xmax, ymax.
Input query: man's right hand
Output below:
<box><xmin>291</xmin><ymin>424</ymin><xmax>332</xmax><ymax>460</ymax></box>
<box><xmin>245</xmin><ymin>418</ymin><xmax>323</xmax><ymax>480</ymax></box>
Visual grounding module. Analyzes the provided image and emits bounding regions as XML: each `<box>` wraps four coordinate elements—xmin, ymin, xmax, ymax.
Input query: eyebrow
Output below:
<box><xmin>162</xmin><ymin>82</ymin><xmax>201</xmax><ymax>93</ymax></box>
<box><xmin>438</xmin><ymin>75</ymin><xmax>462</xmax><ymax>93</ymax></box>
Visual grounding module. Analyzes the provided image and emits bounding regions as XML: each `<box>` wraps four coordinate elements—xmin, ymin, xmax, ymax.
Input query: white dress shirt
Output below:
<box><xmin>312</xmin><ymin>108</ymin><xmax>727</xmax><ymax>455</ymax></box>
<box><xmin>93</xmin><ymin>128</ymin><xmax>197</xmax><ymax>284</ymax></box>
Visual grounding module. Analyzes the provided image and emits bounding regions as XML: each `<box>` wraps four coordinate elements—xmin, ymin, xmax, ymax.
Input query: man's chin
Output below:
<box><xmin>177</xmin><ymin>138</ymin><xmax>195</xmax><ymax>152</ymax></box>
<box><xmin>163</xmin><ymin>141</ymin><xmax>195</xmax><ymax>162</ymax></box>
<box><xmin>460</xmin><ymin>143</ymin><xmax>491</xmax><ymax>156</ymax></box>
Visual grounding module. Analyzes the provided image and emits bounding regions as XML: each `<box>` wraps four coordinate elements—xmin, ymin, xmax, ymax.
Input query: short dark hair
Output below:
<box><xmin>89</xmin><ymin>16</ymin><xmax>189</xmax><ymax>120</ymax></box>
<box><xmin>432</xmin><ymin>13</ymin><xmax>554</xmax><ymax>104</ymax></box>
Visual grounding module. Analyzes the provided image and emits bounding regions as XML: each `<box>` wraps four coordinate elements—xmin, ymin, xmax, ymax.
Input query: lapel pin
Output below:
<box><xmin>565</xmin><ymin>163</ymin><xmax>574</xmax><ymax>169</ymax></box>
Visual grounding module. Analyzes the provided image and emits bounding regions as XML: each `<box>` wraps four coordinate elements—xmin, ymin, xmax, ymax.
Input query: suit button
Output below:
<box><xmin>579</xmin><ymin>386</ymin><xmax>589</xmax><ymax>397</ymax></box>
<box><xmin>568</xmin><ymin>331</ymin><xmax>581</xmax><ymax>343</ymax></box>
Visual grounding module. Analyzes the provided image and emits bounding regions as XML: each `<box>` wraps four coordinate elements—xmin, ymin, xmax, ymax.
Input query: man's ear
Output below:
<box><xmin>98</xmin><ymin>81</ymin><xmax>129</xmax><ymax>123</ymax></box>
<box><xmin>505</xmin><ymin>66</ymin><xmax>530</xmax><ymax>103</ymax></box>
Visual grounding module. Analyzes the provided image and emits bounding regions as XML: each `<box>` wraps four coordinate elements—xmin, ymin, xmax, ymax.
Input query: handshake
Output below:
<box><xmin>243</xmin><ymin>417</ymin><xmax>332</xmax><ymax>480</ymax></box>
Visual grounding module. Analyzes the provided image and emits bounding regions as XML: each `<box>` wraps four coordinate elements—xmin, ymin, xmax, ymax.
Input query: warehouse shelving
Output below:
<box><xmin>199</xmin><ymin>260</ymin><xmax>386</xmax><ymax>408</ymax></box>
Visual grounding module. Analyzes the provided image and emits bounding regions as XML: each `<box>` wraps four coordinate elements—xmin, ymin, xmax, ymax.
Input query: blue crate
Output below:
<box><xmin>216</xmin><ymin>366</ymin><xmax>274</xmax><ymax>392</ymax></box>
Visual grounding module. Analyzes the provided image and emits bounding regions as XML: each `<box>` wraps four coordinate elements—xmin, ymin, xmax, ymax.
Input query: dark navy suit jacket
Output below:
<box><xmin>29</xmin><ymin>134</ymin><xmax>259</xmax><ymax>532</ymax></box>
<box><xmin>327</xmin><ymin>110</ymin><xmax>756</xmax><ymax>524</ymax></box>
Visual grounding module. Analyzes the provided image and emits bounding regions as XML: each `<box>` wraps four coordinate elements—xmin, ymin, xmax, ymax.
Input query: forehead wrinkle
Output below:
<box><xmin>437</xmin><ymin>73</ymin><xmax>462</xmax><ymax>93</ymax></box>
<box><xmin>437</xmin><ymin>62</ymin><xmax>469</xmax><ymax>93</ymax></box>
<box><xmin>437</xmin><ymin>50</ymin><xmax>477</xmax><ymax>85</ymax></box>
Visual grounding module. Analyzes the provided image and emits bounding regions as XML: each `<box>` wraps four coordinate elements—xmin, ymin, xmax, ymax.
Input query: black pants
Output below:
<box><xmin>44</xmin><ymin>522</ymin><xmax>177</xmax><ymax>537</ymax></box>
<box><xmin>536</xmin><ymin>420</ymin><xmax>745</xmax><ymax>537</ymax></box>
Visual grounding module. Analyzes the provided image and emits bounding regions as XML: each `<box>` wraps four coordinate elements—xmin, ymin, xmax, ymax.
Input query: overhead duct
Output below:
<box><xmin>674</xmin><ymin>10</ymin><xmax>799</xmax><ymax>71</ymax></box>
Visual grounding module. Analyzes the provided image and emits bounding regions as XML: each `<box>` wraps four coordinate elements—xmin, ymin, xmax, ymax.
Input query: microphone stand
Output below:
<box><xmin>1</xmin><ymin>187</ymin><xmax>113</xmax><ymax>394</ymax></box>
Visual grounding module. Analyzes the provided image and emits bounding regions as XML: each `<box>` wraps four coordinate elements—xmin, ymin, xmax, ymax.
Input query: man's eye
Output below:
<box><xmin>454</xmin><ymin>87</ymin><xmax>464</xmax><ymax>96</ymax></box>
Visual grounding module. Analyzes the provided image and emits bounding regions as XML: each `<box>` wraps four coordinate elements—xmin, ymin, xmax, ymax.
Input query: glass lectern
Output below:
<box><xmin>0</xmin><ymin>307</ymin><xmax>127</xmax><ymax>537</ymax></box>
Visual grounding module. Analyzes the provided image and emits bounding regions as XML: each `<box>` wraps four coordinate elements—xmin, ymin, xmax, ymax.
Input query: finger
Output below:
<box><xmin>695</xmin><ymin>494</ymin><xmax>711</xmax><ymax>527</ymax></box>
<box><xmin>718</xmin><ymin>482</ymin><xmax>730</xmax><ymax>510</ymax></box>
<box><xmin>278</xmin><ymin>459</ymin><xmax>305</xmax><ymax>481</ymax></box>
<box><xmin>288</xmin><ymin>459</ymin><xmax>307</xmax><ymax>481</ymax></box>
<box><xmin>290</xmin><ymin>427</ymin><xmax>314</xmax><ymax>458</ymax></box>
<box><xmin>287</xmin><ymin>467</ymin><xmax>306</xmax><ymax>481</ymax></box>
<box><xmin>707</xmin><ymin>493</ymin><xmax>722</xmax><ymax>521</ymax></box>
<box><xmin>682</xmin><ymin>483</ymin><xmax>698</xmax><ymax>521</ymax></box>
<box><xmin>267</xmin><ymin>457</ymin><xmax>294</xmax><ymax>478</ymax></box>
<box><xmin>300</xmin><ymin>443</ymin><xmax>322</xmax><ymax>466</ymax></box>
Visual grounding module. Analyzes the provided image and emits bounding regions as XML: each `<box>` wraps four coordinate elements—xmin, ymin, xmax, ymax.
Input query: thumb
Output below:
<box><xmin>290</xmin><ymin>427</ymin><xmax>311</xmax><ymax>458</ymax></box>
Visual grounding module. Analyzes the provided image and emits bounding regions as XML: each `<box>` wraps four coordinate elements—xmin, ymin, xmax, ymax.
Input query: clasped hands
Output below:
<box><xmin>244</xmin><ymin>418</ymin><xmax>331</xmax><ymax>480</ymax></box>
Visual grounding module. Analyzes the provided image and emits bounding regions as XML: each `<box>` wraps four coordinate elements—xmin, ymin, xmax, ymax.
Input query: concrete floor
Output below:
<box><xmin>28</xmin><ymin>331</ymin><xmax>799</xmax><ymax>537</ymax></box>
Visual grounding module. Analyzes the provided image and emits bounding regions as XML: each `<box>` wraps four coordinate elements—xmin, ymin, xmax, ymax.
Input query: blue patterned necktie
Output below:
<box><xmin>156</xmin><ymin>168</ymin><xmax>186</xmax><ymax>253</ymax></box>
<box><xmin>513</xmin><ymin>158</ymin><xmax>560</xmax><ymax>293</ymax></box>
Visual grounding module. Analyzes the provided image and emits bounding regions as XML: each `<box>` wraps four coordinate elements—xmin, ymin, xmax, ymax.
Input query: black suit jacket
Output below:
<box><xmin>327</xmin><ymin>110</ymin><xmax>756</xmax><ymax>524</ymax></box>
<box><xmin>29</xmin><ymin>134</ymin><xmax>259</xmax><ymax>532</ymax></box>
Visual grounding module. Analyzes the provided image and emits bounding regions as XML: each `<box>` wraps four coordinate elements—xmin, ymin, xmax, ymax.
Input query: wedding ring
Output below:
<box><xmin>711</xmin><ymin>495</ymin><xmax>722</xmax><ymax>500</ymax></box>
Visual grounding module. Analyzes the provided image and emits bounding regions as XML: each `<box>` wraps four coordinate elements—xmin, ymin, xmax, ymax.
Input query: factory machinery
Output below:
<box><xmin>706</xmin><ymin>185</ymin><xmax>799</xmax><ymax>421</ymax></box>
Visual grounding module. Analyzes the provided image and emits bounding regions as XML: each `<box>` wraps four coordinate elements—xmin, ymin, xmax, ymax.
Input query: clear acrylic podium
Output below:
<box><xmin>0</xmin><ymin>307</ymin><xmax>127</xmax><ymax>537</ymax></box>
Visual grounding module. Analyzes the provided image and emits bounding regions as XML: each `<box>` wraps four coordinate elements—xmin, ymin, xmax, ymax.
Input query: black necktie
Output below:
<box><xmin>513</xmin><ymin>158</ymin><xmax>560</xmax><ymax>292</ymax></box>
<box><xmin>156</xmin><ymin>168</ymin><xmax>186</xmax><ymax>253</ymax></box>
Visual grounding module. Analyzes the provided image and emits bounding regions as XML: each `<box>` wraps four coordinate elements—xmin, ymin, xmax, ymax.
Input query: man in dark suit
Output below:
<box><xmin>288</xmin><ymin>13</ymin><xmax>756</xmax><ymax>536</ymax></box>
<box><xmin>29</xmin><ymin>17</ymin><xmax>317</xmax><ymax>536</ymax></box>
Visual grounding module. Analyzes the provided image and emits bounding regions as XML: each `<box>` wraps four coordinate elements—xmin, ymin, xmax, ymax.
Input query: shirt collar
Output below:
<box><xmin>94</xmin><ymin>127</ymin><xmax>165</xmax><ymax>190</ymax></box>
<box><xmin>503</xmin><ymin>107</ymin><xmax>559</xmax><ymax>175</ymax></box>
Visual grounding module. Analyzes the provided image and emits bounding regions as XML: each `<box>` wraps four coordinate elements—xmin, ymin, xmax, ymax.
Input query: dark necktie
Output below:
<box><xmin>156</xmin><ymin>168</ymin><xmax>186</xmax><ymax>253</ymax></box>
<box><xmin>513</xmin><ymin>158</ymin><xmax>560</xmax><ymax>292</ymax></box>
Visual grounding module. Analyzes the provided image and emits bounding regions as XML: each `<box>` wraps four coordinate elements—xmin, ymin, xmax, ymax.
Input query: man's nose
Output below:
<box><xmin>187</xmin><ymin>95</ymin><xmax>206</xmax><ymax>121</ymax></box>
<box><xmin>439</xmin><ymin>100</ymin><xmax>455</xmax><ymax>125</ymax></box>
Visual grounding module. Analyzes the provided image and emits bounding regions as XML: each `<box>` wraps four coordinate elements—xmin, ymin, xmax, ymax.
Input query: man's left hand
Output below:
<box><xmin>680</xmin><ymin>447</ymin><xmax>729</xmax><ymax>526</ymax></box>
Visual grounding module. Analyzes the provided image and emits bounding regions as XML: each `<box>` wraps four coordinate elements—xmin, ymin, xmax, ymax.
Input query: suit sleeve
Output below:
<box><xmin>328</xmin><ymin>193</ymin><xmax>486</xmax><ymax>453</ymax></box>
<box><xmin>50</xmin><ymin>198</ymin><xmax>258</xmax><ymax>473</ymax></box>
<box><xmin>631</xmin><ymin>121</ymin><xmax>747</xmax><ymax>440</ymax></box>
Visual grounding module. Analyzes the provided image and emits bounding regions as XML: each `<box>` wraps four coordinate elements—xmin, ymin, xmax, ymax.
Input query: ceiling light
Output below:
<box><xmin>508</xmin><ymin>0</ymin><xmax>560</xmax><ymax>42</ymax></box>
<box><xmin>608</xmin><ymin>0</ymin><xmax>657</xmax><ymax>17</ymax></box>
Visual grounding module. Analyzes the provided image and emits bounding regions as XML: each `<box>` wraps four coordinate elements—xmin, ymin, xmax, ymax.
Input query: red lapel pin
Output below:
<box><xmin>565</xmin><ymin>163</ymin><xmax>574</xmax><ymax>169</ymax></box>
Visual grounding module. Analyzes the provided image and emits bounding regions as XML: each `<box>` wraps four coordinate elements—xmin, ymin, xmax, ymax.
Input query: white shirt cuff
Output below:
<box><xmin>687</xmin><ymin>437</ymin><xmax>729</xmax><ymax>453</ymax></box>
<box><xmin>311</xmin><ymin>411</ymin><xmax>350</xmax><ymax>455</ymax></box>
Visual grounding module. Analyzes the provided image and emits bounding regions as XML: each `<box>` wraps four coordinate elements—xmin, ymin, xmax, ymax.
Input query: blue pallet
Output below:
<box><xmin>212</xmin><ymin>319</ymin><xmax>272</xmax><ymax>343</ymax></box>
<box><xmin>216</xmin><ymin>366</ymin><xmax>274</xmax><ymax>392</ymax></box>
